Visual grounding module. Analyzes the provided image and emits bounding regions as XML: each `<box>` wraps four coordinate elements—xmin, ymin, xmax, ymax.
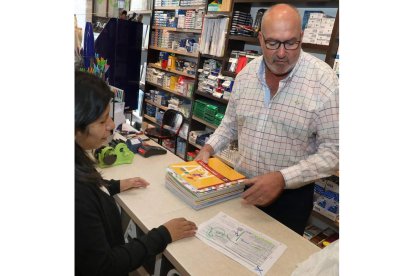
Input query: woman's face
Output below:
<box><xmin>75</xmin><ymin>104</ymin><xmax>115</xmax><ymax>150</ymax></box>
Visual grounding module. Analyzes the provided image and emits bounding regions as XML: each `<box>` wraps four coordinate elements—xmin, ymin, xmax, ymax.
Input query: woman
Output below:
<box><xmin>75</xmin><ymin>71</ymin><xmax>197</xmax><ymax>276</ymax></box>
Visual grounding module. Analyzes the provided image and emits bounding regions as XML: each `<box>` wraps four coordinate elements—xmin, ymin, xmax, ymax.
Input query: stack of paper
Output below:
<box><xmin>165</xmin><ymin>158</ymin><xmax>246</xmax><ymax>210</ymax></box>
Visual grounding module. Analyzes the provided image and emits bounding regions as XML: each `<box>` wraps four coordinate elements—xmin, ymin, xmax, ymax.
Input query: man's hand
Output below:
<box><xmin>195</xmin><ymin>144</ymin><xmax>214</xmax><ymax>163</ymax></box>
<box><xmin>120</xmin><ymin>177</ymin><xmax>150</xmax><ymax>192</ymax></box>
<box><xmin>242</xmin><ymin>172</ymin><xmax>285</xmax><ymax>207</ymax></box>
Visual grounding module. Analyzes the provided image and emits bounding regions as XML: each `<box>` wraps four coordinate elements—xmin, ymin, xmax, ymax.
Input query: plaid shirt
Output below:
<box><xmin>207</xmin><ymin>51</ymin><xmax>339</xmax><ymax>189</ymax></box>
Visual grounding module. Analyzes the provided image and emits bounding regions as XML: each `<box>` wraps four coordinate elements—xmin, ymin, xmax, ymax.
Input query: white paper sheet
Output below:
<box><xmin>196</xmin><ymin>212</ymin><xmax>287</xmax><ymax>275</ymax></box>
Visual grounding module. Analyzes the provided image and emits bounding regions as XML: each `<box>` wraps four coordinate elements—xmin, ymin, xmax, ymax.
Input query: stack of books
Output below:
<box><xmin>165</xmin><ymin>158</ymin><xmax>246</xmax><ymax>210</ymax></box>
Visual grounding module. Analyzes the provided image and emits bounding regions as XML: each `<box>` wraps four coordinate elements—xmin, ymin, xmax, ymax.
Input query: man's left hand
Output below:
<box><xmin>242</xmin><ymin>172</ymin><xmax>285</xmax><ymax>206</ymax></box>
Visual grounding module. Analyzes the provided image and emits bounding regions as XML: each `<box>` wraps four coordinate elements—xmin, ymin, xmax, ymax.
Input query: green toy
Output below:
<box><xmin>95</xmin><ymin>142</ymin><xmax>134</xmax><ymax>168</ymax></box>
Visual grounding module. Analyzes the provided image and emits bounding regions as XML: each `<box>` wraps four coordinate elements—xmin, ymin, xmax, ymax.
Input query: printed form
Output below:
<box><xmin>196</xmin><ymin>212</ymin><xmax>287</xmax><ymax>275</ymax></box>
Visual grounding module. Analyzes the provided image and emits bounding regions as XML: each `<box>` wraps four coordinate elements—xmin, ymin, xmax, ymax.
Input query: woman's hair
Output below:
<box><xmin>75</xmin><ymin>71</ymin><xmax>113</xmax><ymax>186</ymax></box>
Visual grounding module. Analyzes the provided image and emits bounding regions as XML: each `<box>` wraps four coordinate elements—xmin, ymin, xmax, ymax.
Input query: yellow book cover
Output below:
<box><xmin>168</xmin><ymin>158</ymin><xmax>246</xmax><ymax>189</ymax></box>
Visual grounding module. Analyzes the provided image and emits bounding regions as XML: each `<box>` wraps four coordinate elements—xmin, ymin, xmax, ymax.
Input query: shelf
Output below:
<box><xmin>207</xmin><ymin>11</ymin><xmax>232</xmax><ymax>15</ymax></box>
<box><xmin>192</xmin><ymin>116</ymin><xmax>218</xmax><ymax>129</ymax></box>
<box><xmin>144</xmin><ymin>99</ymin><xmax>168</xmax><ymax>111</ymax></box>
<box><xmin>228</xmin><ymin>35</ymin><xmax>259</xmax><ymax>45</ymax></box>
<box><xmin>152</xmin><ymin>26</ymin><xmax>202</xmax><ymax>33</ymax></box>
<box><xmin>148</xmin><ymin>63</ymin><xmax>196</xmax><ymax>79</ymax></box>
<box><xmin>149</xmin><ymin>46</ymin><xmax>199</xmax><ymax>58</ymax></box>
<box><xmin>221</xmin><ymin>71</ymin><xmax>237</xmax><ymax>78</ymax></box>
<box><xmin>195</xmin><ymin>90</ymin><xmax>229</xmax><ymax>104</ymax></box>
<box><xmin>143</xmin><ymin>114</ymin><xmax>160</xmax><ymax>125</ymax></box>
<box><xmin>145</xmin><ymin>80</ymin><xmax>192</xmax><ymax>99</ymax></box>
<box><xmin>130</xmin><ymin>9</ymin><xmax>152</xmax><ymax>14</ymax></box>
<box><xmin>154</xmin><ymin>5</ymin><xmax>205</xmax><ymax>10</ymax></box>
<box><xmin>311</xmin><ymin>210</ymin><xmax>339</xmax><ymax>231</ymax></box>
<box><xmin>144</xmin><ymin>100</ymin><xmax>190</xmax><ymax>120</ymax></box>
<box><xmin>188</xmin><ymin>140</ymin><xmax>202</xmax><ymax>150</ymax></box>
<box><xmin>201</xmin><ymin>53</ymin><xmax>226</xmax><ymax>61</ymax></box>
<box><xmin>302</xmin><ymin>43</ymin><xmax>329</xmax><ymax>53</ymax></box>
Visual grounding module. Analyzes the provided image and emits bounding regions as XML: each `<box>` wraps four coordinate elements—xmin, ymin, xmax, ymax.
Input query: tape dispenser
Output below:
<box><xmin>94</xmin><ymin>139</ymin><xmax>134</xmax><ymax>168</ymax></box>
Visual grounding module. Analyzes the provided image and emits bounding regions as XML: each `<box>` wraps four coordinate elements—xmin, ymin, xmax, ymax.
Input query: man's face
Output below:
<box><xmin>259</xmin><ymin>22</ymin><xmax>302</xmax><ymax>76</ymax></box>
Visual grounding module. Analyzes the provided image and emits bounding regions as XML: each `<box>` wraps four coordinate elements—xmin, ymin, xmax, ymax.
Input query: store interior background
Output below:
<box><xmin>70</xmin><ymin>1</ymin><xmax>412</xmax><ymax>275</ymax></box>
<box><xmin>0</xmin><ymin>1</ymin><xmax>408</xmax><ymax>275</ymax></box>
<box><xmin>74</xmin><ymin>0</ymin><xmax>338</xmax><ymax>129</ymax></box>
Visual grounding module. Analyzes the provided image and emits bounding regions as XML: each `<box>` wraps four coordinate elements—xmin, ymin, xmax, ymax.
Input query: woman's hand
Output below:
<box><xmin>163</xmin><ymin>218</ymin><xmax>197</xmax><ymax>242</ymax></box>
<box><xmin>120</xmin><ymin>177</ymin><xmax>150</xmax><ymax>192</ymax></box>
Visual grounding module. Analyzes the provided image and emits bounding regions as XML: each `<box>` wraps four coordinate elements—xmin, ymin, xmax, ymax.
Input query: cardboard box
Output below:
<box><xmin>313</xmin><ymin>203</ymin><xmax>339</xmax><ymax>221</ymax></box>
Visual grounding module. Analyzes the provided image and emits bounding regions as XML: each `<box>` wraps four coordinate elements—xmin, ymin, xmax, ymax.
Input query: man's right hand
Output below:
<box><xmin>195</xmin><ymin>144</ymin><xmax>214</xmax><ymax>163</ymax></box>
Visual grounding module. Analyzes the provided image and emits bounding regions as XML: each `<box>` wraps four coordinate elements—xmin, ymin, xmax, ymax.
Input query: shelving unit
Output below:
<box><xmin>141</xmin><ymin>1</ymin><xmax>208</xmax><ymax>158</ymax></box>
<box><xmin>308</xmin><ymin>175</ymin><xmax>340</xmax><ymax>242</ymax></box>
<box><xmin>311</xmin><ymin>210</ymin><xmax>339</xmax><ymax>232</ymax></box>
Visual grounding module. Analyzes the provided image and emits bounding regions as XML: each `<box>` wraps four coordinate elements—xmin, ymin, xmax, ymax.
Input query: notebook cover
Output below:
<box><xmin>167</xmin><ymin>158</ymin><xmax>246</xmax><ymax>189</ymax></box>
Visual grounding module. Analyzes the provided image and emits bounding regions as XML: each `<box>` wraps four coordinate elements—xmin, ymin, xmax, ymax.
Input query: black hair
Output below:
<box><xmin>75</xmin><ymin>71</ymin><xmax>113</xmax><ymax>186</ymax></box>
<box><xmin>121</xmin><ymin>10</ymin><xmax>127</xmax><ymax>15</ymax></box>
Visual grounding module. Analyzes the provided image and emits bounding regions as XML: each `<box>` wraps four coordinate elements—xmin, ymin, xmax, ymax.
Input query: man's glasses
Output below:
<box><xmin>261</xmin><ymin>33</ymin><xmax>301</xmax><ymax>50</ymax></box>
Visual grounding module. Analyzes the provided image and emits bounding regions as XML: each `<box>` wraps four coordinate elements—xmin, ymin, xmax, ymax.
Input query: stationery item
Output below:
<box><xmin>137</xmin><ymin>144</ymin><xmax>167</xmax><ymax>158</ymax></box>
<box><xmin>94</xmin><ymin>140</ymin><xmax>134</xmax><ymax>168</ymax></box>
<box><xmin>196</xmin><ymin>212</ymin><xmax>287</xmax><ymax>275</ymax></box>
<box><xmin>170</xmin><ymin>75</ymin><xmax>178</xmax><ymax>90</ymax></box>
<box><xmin>83</xmin><ymin>22</ymin><xmax>95</xmax><ymax>68</ymax></box>
<box><xmin>168</xmin><ymin>54</ymin><xmax>177</xmax><ymax>70</ymax></box>
<box><xmin>165</xmin><ymin>158</ymin><xmax>246</xmax><ymax>209</ymax></box>
<box><xmin>169</xmin><ymin>158</ymin><xmax>245</xmax><ymax>189</ymax></box>
<box><xmin>200</xmin><ymin>15</ymin><xmax>229</xmax><ymax>57</ymax></box>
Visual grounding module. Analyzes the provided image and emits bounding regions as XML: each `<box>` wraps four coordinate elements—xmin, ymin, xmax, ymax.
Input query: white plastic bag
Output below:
<box><xmin>291</xmin><ymin>240</ymin><xmax>339</xmax><ymax>276</ymax></box>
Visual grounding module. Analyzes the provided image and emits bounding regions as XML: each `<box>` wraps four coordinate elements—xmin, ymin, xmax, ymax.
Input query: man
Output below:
<box><xmin>196</xmin><ymin>3</ymin><xmax>339</xmax><ymax>235</ymax></box>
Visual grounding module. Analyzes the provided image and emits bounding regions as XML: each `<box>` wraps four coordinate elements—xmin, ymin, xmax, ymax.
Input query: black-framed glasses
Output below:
<box><xmin>261</xmin><ymin>33</ymin><xmax>301</xmax><ymax>50</ymax></box>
